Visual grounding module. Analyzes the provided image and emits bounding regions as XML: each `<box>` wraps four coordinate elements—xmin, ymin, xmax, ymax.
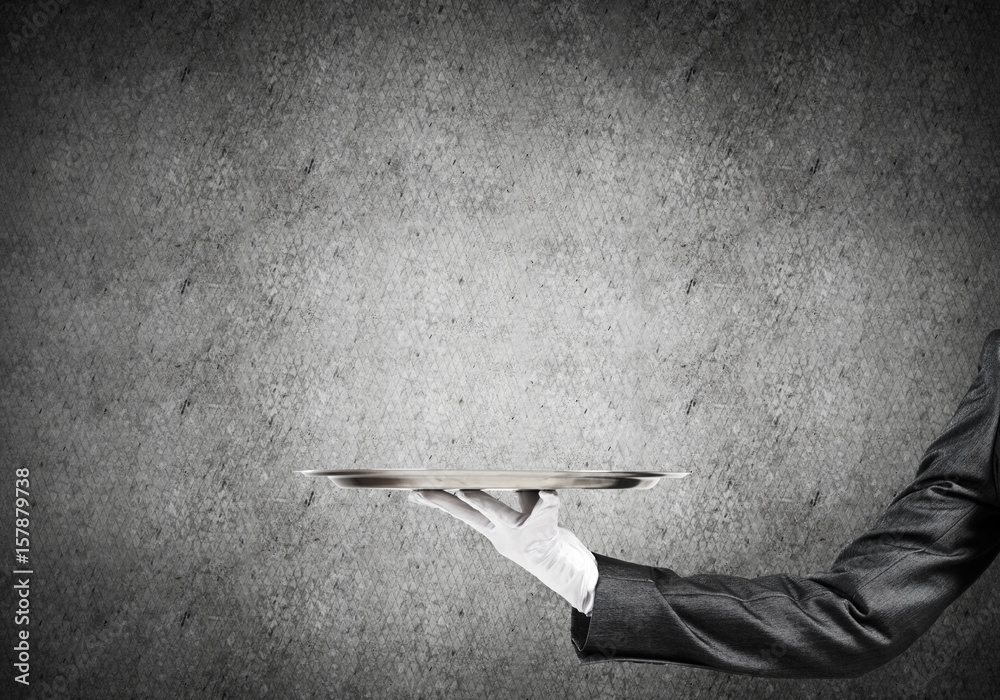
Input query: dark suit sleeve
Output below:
<box><xmin>572</xmin><ymin>330</ymin><xmax>1000</xmax><ymax>678</ymax></box>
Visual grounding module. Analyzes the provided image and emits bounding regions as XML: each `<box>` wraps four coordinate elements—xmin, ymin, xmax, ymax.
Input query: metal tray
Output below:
<box><xmin>297</xmin><ymin>469</ymin><xmax>689</xmax><ymax>490</ymax></box>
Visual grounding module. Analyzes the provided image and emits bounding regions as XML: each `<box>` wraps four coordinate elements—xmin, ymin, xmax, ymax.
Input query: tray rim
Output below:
<box><xmin>297</xmin><ymin>469</ymin><xmax>689</xmax><ymax>490</ymax></box>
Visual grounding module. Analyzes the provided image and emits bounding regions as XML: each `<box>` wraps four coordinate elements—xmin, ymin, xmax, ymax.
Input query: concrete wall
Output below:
<box><xmin>2</xmin><ymin>0</ymin><xmax>998</xmax><ymax>697</ymax></box>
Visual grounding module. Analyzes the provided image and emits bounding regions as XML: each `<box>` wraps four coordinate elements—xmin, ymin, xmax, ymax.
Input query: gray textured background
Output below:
<box><xmin>2</xmin><ymin>0</ymin><xmax>999</xmax><ymax>697</ymax></box>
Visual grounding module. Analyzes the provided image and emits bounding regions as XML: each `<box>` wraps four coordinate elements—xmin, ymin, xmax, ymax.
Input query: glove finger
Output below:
<box><xmin>536</xmin><ymin>489</ymin><xmax>560</xmax><ymax>509</ymax></box>
<box><xmin>455</xmin><ymin>489</ymin><xmax>522</xmax><ymax>526</ymax></box>
<box><xmin>529</xmin><ymin>489</ymin><xmax>561</xmax><ymax>526</ymax></box>
<box><xmin>409</xmin><ymin>490</ymin><xmax>493</xmax><ymax>533</ymax></box>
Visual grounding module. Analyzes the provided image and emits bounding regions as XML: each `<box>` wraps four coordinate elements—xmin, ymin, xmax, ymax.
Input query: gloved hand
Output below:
<box><xmin>409</xmin><ymin>489</ymin><xmax>598</xmax><ymax>615</ymax></box>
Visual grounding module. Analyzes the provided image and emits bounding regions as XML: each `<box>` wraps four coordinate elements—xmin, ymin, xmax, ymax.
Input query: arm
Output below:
<box><xmin>574</xmin><ymin>330</ymin><xmax>1000</xmax><ymax>677</ymax></box>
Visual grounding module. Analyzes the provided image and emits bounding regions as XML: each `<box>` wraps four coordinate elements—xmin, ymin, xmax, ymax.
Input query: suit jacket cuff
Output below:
<box><xmin>570</xmin><ymin>552</ymin><xmax>705</xmax><ymax>667</ymax></box>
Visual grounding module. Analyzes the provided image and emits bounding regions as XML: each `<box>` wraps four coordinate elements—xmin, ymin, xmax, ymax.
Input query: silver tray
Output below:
<box><xmin>297</xmin><ymin>469</ymin><xmax>689</xmax><ymax>490</ymax></box>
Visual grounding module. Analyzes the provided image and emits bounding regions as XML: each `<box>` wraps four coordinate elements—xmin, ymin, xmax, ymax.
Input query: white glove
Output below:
<box><xmin>409</xmin><ymin>489</ymin><xmax>598</xmax><ymax>615</ymax></box>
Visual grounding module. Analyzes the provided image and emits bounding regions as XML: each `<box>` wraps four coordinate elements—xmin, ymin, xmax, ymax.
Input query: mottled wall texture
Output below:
<box><xmin>2</xmin><ymin>0</ymin><xmax>998</xmax><ymax>697</ymax></box>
